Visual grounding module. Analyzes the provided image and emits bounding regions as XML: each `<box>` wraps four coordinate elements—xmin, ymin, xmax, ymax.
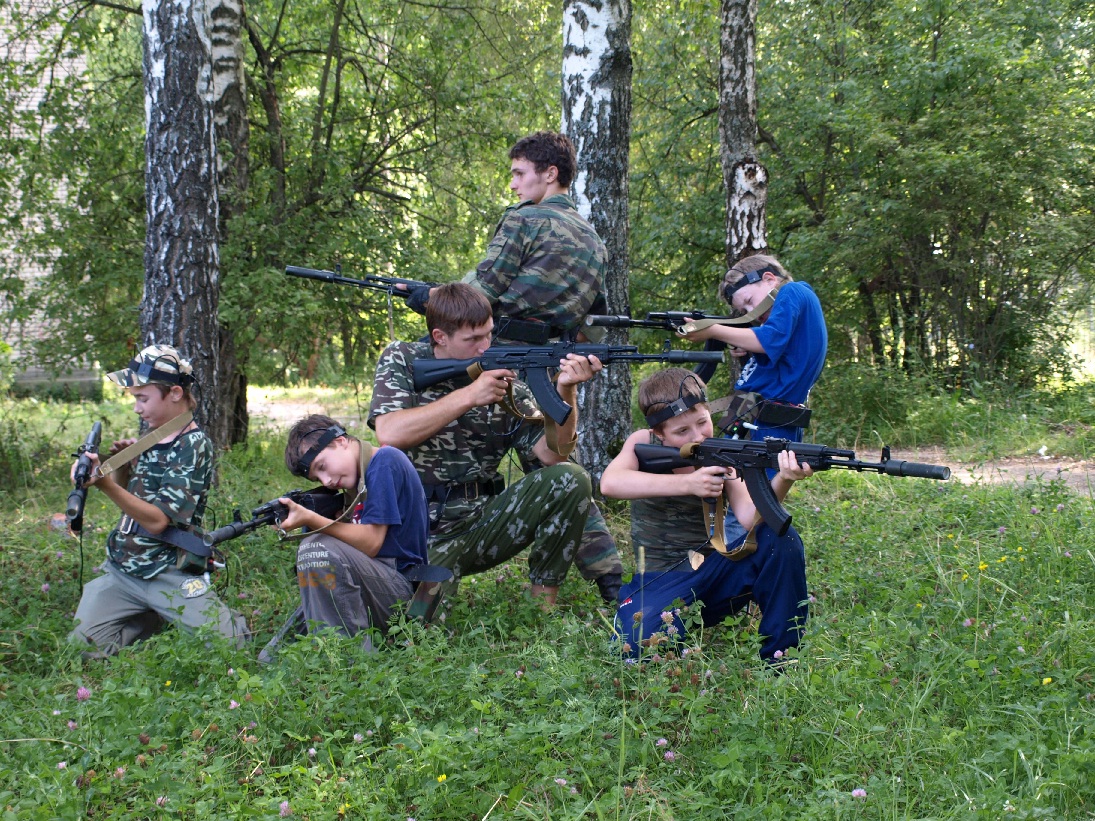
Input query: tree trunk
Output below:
<box><xmin>562</xmin><ymin>0</ymin><xmax>633</xmax><ymax>482</ymax></box>
<box><xmin>719</xmin><ymin>0</ymin><xmax>767</xmax><ymax>266</ymax></box>
<box><xmin>140</xmin><ymin>0</ymin><xmax>223</xmax><ymax>442</ymax></box>
<box><xmin>211</xmin><ymin>0</ymin><xmax>250</xmax><ymax>447</ymax></box>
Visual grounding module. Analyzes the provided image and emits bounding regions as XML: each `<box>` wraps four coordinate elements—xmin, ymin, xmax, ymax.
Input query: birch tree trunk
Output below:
<box><xmin>140</xmin><ymin>0</ymin><xmax>223</xmax><ymax>440</ymax></box>
<box><xmin>562</xmin><ymin>0</ymin><xmax>632</xmax><ymax>482</ymax></box>
<box><xmin>210</xmin><ymin>0</ymin><xmax>250</xmax><ymax>446</ymax></box>
<box><xmin>719</xmin><ymin>0</ymin><xmax>767</xmax><ymax>264</ymax></box>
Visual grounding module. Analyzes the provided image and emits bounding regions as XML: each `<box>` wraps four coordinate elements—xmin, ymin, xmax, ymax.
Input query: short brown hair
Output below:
<box><xmin>284</xmin><ymin>414</ymin><xmax>355</xmax><ymax>477</ymax></box>
<box><xmin>426</xmin><ymin>282</ymin><xmax>493</xmax><ymax>339</ymax></box>
<box><xmin>638</xmin><ymin>368</ymin><xmax>708</xmax><ymax>423</ymax></box>
<box><xmin>509</xmin><ymin>131</ymin><xmax>577</xmax><ymax>189</ymax></box>
<box><xmin>720</xmin><ymin>254</ymin><xmax>792</xmax><ymax>309</ymax></box>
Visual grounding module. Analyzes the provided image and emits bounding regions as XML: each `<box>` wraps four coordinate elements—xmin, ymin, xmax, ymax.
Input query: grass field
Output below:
<box><xmin>1</xmin><ymin>382</ymin><xmax>1093</xmax><ymax>819</ymax></box>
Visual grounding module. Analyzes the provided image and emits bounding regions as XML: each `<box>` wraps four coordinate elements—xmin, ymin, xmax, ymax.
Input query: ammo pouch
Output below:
<box><xmin>715</xmin><ymin>392</ymin><xmax>812</xmax><ymax>437</ymax></box>
<box><xmin>494</xmin><ymin>317</ymin><xmax>555</xmax><ymax>345</ymax></box>
<box><xmin>118</xmin><ymin>514</ymin><xmax>212</xmax><ymax>573</ymax></box>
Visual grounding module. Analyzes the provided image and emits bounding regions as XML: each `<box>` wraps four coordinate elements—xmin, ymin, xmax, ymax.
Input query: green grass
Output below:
<box><xmin>1</xmin><ymin>384</ymin><xmax>1094</xmax><ymax>819</ymax></box>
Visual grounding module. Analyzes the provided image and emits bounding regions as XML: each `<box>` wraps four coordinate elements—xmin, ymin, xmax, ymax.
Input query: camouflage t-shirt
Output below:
<box><xmin>106</xmin><ymin>428</ymin><xmax>213</xmax><ymax>579</ymax></box>
<box><xmin>368</xmin><ymin>340</ymin><xmax>544</xmax><ymax>536</ymax></box>
<box><xmin>630</xmin><ymin>432</ymin><xmax>716</xmax><ymax>573</ymax></box>
<box><xmin>463</xmin><ymin>194</ymin><xmax>605</xmax><ymax>335</ymax></box>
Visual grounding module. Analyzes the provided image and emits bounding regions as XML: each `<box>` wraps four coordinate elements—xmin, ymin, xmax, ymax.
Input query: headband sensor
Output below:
<box><xmin>723</xmin><ymin>265</ymin><xmax>781</xmax><ymax>302</ymax></box>
<box><xmin>645</xmin><ymin>391</ymin><xmax>707</xmax><ymax>429</ymax></box>
<box><xmin>131</xmin><ymin>358</ymin><xmax>195</xmax><ymax>387</ymax></box>
<box><xmin>292</xmin><ymin>425</ymin><xmax>347</xmax><ymax>478</ymax></box>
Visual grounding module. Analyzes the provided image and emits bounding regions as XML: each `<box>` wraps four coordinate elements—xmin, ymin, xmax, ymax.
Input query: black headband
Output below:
<box><xmin>291</xmin><ymin>425</ymin><xmax>346</xmax><ymax>478</ymax></box>
<box><xmin>130</xmin><ymin>357</ymin><xmax>195</xmax><ymax>387</ymax></box>
<box><xmin>644</xmin><ymin>391</ymin><xmax>707</xmax><ymax>429</ymax></box>
<box><xmin>723</xmin><ymin>265</ymin><xmax>781</xmax><ymax>302</ymax></box>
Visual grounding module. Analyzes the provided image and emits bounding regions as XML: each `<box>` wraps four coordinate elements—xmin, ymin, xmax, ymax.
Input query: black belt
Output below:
<box><xmin>422</xmin><ymin>476</ymin><xmax>506</xmax><ymax>503</ymax></box>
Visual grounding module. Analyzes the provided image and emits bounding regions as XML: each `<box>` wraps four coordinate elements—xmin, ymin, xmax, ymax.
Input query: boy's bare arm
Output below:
<box><xmin>601</xmin><ymin>430</ymin><xmax>730</xmax><ymax>500</ymax></box>
<box><xmin>277</xmin><ymin>499</ymin><xmax>388</xmax><ymax>557</ymax></box>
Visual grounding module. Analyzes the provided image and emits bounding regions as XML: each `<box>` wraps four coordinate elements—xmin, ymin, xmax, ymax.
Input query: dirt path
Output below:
<box><xmin>247</xmin><ymin>397</ymin><xmax>1095</xmax><ymax>496</ymax></box>
<box><xmin>853</xmin><ymin>446</ymin><xmax>1093</xmax><ymax>495</ymax></box>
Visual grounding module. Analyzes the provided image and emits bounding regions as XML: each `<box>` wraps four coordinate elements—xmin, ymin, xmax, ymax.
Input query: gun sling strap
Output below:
<box><xmin>674</xmin><ymin>291</ymin><xmax>776</xmax><ymax>335</ymax></box>
<box><xmin>93</xmin><ymin>410</ymin><xmax>194</xmax><ymax>480</ymax></box>
<box><xmin>697</xmin><ymin>491</ymin><xmax>758</xmax><ymax>566</ymax></box>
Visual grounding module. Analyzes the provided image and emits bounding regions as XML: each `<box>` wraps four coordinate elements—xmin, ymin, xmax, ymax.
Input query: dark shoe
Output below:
<box><xmin>595</xmin><ymin>573</ymin><xmax>622</xmax><ymax>604</ymax></box>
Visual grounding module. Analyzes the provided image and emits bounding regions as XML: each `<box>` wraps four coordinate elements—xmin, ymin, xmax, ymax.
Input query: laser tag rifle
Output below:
<box><xmin>586</xmin><ymin>291</ymin><xmax>777</xmax><ymax>337</ymax></box>
<box><xmin>413</xmin><ymin>342</ymin><xmax>726</xmax><ymax>426</ymax></box>
<box><xmin>586</xmin><ymin>310</ymin><xmax>738</xmax><ymax>332</ymax></box>
<box><xmin>286</xmin><ymin>264</ymin><xmax>438</xmax><ymax>337</ymax></box>
<box><xmin>66</xmin><ymin>421</ymin><xmax>102</xmax><ymax>533</ymax></box>
<box><xmin>634</xmin><ymin>437</ymin><xmax>951</xmax><ymax>537</ymax></box>
<box><xmin>203</xmin><ymin>487</ymin><xmax>347</xmax><ymax>547</ymax></box>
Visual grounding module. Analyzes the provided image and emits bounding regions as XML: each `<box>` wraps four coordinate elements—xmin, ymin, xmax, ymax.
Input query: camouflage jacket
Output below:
<box><xmin>106</xmin><ymin>428</ymin><xmax>213</xmax><ymax>579</ymax></box>
<box><xmin>368</xmin><ymin>340</ymin><xmax>544</xmax><ymax>536</ymax></box>
<box><xmin>463</xmin><ymin>194</ymin><xmax>605</xmax><ymax>335</ymax></box>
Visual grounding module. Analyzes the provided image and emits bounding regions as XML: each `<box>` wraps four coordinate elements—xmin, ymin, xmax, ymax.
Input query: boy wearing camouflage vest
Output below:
<box><xmin>69</xmin><ymin>345</ymin><xmax>247</xmax><ymax>656</ymax></box>
<box><xmin>369</xmin><ymin>283</ymin><xmax>601</xmax><ymax>607</ymax></box>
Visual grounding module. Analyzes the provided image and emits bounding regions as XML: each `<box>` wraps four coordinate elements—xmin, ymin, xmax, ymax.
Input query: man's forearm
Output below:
<box><xmin>373</xmin><ymin>388</ymin><xmax>478</xmax><ymax>450</ymax></box>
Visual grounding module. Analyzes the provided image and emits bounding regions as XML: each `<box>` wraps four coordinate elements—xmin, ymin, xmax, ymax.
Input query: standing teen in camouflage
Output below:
<box><xmin>369</xmin><ymin>284</ymin><xmax>600</xmax><ymax>607</ymax></box>
<box><xmin>69</xmin><ymin>345</ymin><xmax>247</xmax><ymax>657</ymax></box>
<box><xmin>404</xmin><ymin>130</ymin><xmax>623</xmax><ymax>602</ymax></box>
<box><xmin>463</xmin><ymin>130</ymin><xmax>605</xmax><ymax>337</ymax></box>
<box><xmin>600</xmin><ymin>369</ymin><xmax>813</xmax><ymax>665</ymax></box>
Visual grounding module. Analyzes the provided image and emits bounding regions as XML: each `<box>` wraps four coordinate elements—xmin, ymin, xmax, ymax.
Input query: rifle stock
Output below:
<box><xmin>413</xmin><ymin>342</ymin><xmax>725</xmax><ymax>425</ymax></box>
<box><xmin>634</xmin><ymin>437</ymin><xmax>951</xmax><ymax>535</ymax></box>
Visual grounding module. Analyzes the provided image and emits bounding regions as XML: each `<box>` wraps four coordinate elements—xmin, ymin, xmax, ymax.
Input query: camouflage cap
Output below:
<box><xmin>107</xmin><ymin>344</ymin><xmax>195</xmax><ymax>388</ymax></box>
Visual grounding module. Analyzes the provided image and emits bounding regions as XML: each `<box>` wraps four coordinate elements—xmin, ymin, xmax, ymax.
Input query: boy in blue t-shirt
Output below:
<box><xmin>684</xmin><ymin>254</ymin><xmax>827</xmax><ymax>443</ymax></box>
<box><xmin>280</xmin><ymin>415</ymin><xmax>429</xmax><ymax>644</ymax></box>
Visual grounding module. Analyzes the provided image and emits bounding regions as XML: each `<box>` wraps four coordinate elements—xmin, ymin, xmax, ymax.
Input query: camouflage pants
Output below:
<box><xmin>574</xmin><ymin>501</ymin><xmax>623</xmax><ymax>581</ymax></box>
<box><xmin>429</xmin><ymin>463</ymin><xmax>591</xmax><ymax>587</ymax></box>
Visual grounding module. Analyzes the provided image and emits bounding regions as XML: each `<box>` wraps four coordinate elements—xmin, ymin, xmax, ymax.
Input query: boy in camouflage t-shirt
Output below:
<box><xmin>70</xmin><ymin>345</ymin><xmax>246</xmax><ymax>657</ymax></box>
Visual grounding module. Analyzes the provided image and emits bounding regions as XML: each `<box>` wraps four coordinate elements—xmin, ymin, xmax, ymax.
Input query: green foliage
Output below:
<box><xmin>2</xmin><ymin>401</ymin><xmax>1094</xmax><ymax>818</ymax></box>
<box><xmin>629</xmin><ymin>0</ymin><xmax>1095</xmax><ymax>388</ymax></box>
<box><xmin>1</xmin><ymin>0</ymin><xmax>559</xmax><ymax>383</ymax></box>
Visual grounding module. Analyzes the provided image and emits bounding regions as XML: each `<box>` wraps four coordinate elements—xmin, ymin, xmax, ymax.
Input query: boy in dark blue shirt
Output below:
<box><xmin>281</xmin><ymin>415</ymin><xmax>429</xmax><ymax>646</ymax></box>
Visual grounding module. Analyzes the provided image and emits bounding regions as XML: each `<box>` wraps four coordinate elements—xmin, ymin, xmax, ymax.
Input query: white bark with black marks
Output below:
<box><xmin>719</xmin><ymin>0</ymin><xmax>767</xmax><ymax>264</ymax></box>
<box><xmin>563</xmin><ymin>0</ymin><xmax>633</xmax><ymax>481</ymax></box>
<box><xmin>141</xmin><ymin>0</ymin><xmax>223</xmax><ymax>441</ymax></box>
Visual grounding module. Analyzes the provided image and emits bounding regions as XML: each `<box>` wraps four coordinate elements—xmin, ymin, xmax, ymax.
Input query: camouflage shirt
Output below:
<box><xmin>630</xmin><ymin>432</ymin><xmax>715</xmax><ymax>572</ymax></box>
<box><xmin>368</xmin><ymin>340</ymin><xmax>544</xmax><ymax>536</ymax></box>
<box><xmin>106</xmin><ymin>428</ymin><xmax>213</xmax><ymax>579</ymax></box>
<box><xmin>463</xmin><ymin>194</ymin><xmax>605</xmax><ymax>335</ymax></box>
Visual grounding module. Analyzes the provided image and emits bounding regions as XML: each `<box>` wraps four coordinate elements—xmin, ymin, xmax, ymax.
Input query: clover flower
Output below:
<box><xmin>279</xmin><ymin>800</ymin><xmax>291</xmax><ymax>817</ymax></box>
<box><xmin>555</xmin><ymin>777</ymin><xmax>567</xmax><ymax>787</ymax></box>
<box><xmin>851</xmin><ymin>788</ymin><xmax>867</xmax><ymax>798</ymax></box>
<box><xmin>76</xmin><ymin>686</ymin><xmax>91</xmax><ymax>701</ymax></box>
<box><xmin>656</xmin><ymin>738</ymin><xmax>668</xmax><ymax>747</ymax></box>
<box><xmin>663</xmin><ymin>750</ymin><xmax>676</xmax><ymax>762</ymax></box>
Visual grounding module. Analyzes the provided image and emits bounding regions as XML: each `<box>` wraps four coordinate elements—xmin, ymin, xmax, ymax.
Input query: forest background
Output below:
<box><xmin>1</xmin><ymin>0</ymin><xmax>1093</xmax><ymax>417</ymax></box>
<box><xmin>1</xmin><ymin>0</ymin><xmax>1095</xmax><ymax>818</ymax></box>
